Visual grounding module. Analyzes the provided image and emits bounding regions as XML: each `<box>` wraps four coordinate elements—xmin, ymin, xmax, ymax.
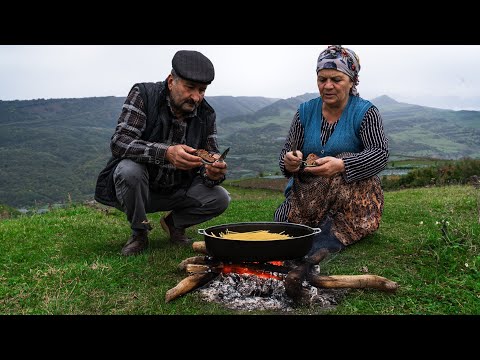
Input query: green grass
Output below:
<box><xmin>1</xmin><ymin>185</ymin><xmax>479</xmax><ymax>315</ymax></box>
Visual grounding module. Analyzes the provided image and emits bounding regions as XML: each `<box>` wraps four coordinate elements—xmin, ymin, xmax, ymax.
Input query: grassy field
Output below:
<box><xmin>0</xmin><ymin>184</ymin><xmax>479</xmax><ymax>315</ymax></box>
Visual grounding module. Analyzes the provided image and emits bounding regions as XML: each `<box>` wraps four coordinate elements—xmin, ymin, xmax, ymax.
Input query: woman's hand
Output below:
<box><xmin>284</xmin><ymin>150</ymin><xmax>304</xmax><ymax>173</ymax></box>
<box><xmin>303</xmin><ymin>156</ymin><xmax>345</xmax><ymax>177</ymax></box>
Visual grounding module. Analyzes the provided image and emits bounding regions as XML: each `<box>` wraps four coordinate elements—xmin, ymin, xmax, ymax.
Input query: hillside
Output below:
<box><xmin>374</xmin><ymin>95</ymin><xmax>480</xmax><ymax>159</ymax></box>
<box><xmin>205</xmin><ymin>96</ymin><xmax>279</xmax><ymax>121</ymax></box>
<box><xmin>0</xmin><ymin>97</ymin><xmax>121</xmax><ymax>207</ymax></box>
<box><xmin>1</xmin><ymin>94</ymin><xmax>480</xmax><ymax>207</ymax></box>
<box><xmin>219</xmin><ymin>94</ymin><xmax>480</xmax><ymax>179</ymax></box>
<box><xmin>216</xmin><ymin>93</ymin><xmax>319</xmax><ymax>178</ymax></box>
<box><xmin>0</xmin><ymin>95</ymin><xmax>277</xmax><ymax>207</ymax></box>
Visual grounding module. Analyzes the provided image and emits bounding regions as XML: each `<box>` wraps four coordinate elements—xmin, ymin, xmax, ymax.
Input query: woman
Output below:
<box><xmin>274</xmin><ymin>45</ymin><xmax>389</xmax><ymax>254</ymax></box>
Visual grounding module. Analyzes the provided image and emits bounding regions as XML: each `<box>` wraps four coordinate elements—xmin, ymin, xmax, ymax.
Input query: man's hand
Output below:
<box><xmin>166</xmin><ymin>144</ymin><xmax>203</xmax><ymax>170</ymax></box>
<box><xmin>204</xmin><ymin>159</ymin><xmax>227</xmax><ymax>181</ymax></box>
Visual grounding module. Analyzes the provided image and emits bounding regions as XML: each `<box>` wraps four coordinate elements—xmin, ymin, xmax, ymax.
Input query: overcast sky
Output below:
<box><xmin>2</xmin><ymin>45</ymin><xmax>480</xmax><ymax>110</ymax></box>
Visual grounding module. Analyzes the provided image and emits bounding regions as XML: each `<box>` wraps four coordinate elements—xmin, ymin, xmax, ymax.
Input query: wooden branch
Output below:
<box><xmin>284</xmin><ymin>262</ymin><xmax>311</xmax><ymax>304</ymax></box>
<box><xmin>285</xmin><ymin>248</ymin><xmax>330</xmax><ymax>304</ymax></box>
<box><xmin>307</xmin><ymin>274</ymin><xmax>399</xmax><ymax>293</ymax></box>
<box><xmin>178</xmin><ymin>256</ymin><xmax>209</xmax><ymax>271</ymax></box>
<box><xmin>305</xmin><ymin>248</ymin><xmax>330</xmax><ymax>265</ymax></box>
<box><xmin>192</xmin><ymin>241</ymin><xmax>208</xmax><ymax>254</ymax></box>
<box><xmin>185</xmin><ymin>264</ymin><xmax>222</xmax><ymax>274</ymax></box>
<box><xmin>186</xmin><ymin>264</ymin><xmax>210</xmax><ymax>273</ymax></box>
<box><xmin>165</xmin><ymin>273</ymin><xmax>219</xmax><ymax>303</ymax></box>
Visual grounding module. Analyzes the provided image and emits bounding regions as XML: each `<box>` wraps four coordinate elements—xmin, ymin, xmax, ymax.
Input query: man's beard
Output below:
<box><xmin>171</xmin><ymin>98</ymin><xmax>198</xmax><ymax>115</ymax></box>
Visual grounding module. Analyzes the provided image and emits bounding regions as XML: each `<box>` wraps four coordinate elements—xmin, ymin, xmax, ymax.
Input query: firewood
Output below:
<box><xmin>305</xmin><ymin>248</ymin><xmax>329</xmax><ymax>265</ymax></box>
<box><xmin>178</xmin><ymin>256</ymin><xmax>208</xmax><ymax>271</ymax></box>
<box><xmin>285</xmin><ymin>248</ymin><xmax>330</xmax><ymax>301</ymax></box>
<box><xmin>284</xmin><ymin>262</ymin><xmax>311</xmax><ymax>304</ymax></box>
<box><xmin>165</xmin><ymin>273</ymin><xmax>219</xmax><ymax>303</ymax></box>
<box><xmin>307</xmin><ymin>274</ymin><xmax>398</xmax><ymax>293</ymax></box>
<box><xmin>192</xmin><ymin>241</ymin><xmax>208</xmax><ymax>254</ymax></box>
<box><xmin>185</xmin><ymin>264</ymin><xmax>222</xmax><ymax>274</ymax></box>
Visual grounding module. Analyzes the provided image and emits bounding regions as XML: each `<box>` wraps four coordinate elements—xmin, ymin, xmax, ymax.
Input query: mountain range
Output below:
<box><xmin>1</xmin><ymin>93</ymin><xmax>479</xmax><ymax>207</ymax></box>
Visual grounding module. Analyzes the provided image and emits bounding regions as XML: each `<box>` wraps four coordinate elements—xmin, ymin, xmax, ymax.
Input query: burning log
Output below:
<box><xmin>307</xmin><ymin>274</ymin><xmax>398</xmax><ymax>293</ymax></box>
<box><xmin>192</xmin><ymin>241</ymin><xmax>208</xmax><ymax>254</ymax></box>
<box><xmin>285</xmin><ymin>248</ymin><xmax>329</xmax><ymax>305</ymax></box>
<box><xmin>167</xmin><ymin>242</ymin><xmax>399</xmax><ymax>305</ymax></box>
<box><xmin>185</xmin><ymin>264</ymin><xmax>222</xmax><ymax>274</ymax></box>
<box><xmin>165</xmin><ymin>256</ymin><xmax>223</xmax><ymax>303</ymax></box>
<box><xmin>185</xmin><ymin>262</ymin><xmax>289</xmax><ymax>280</ymax></box>
<box><xmin>305</xmin><ymin>248</ymin><xmax>330</xmax><ymax>265</ymax></box>
<box><xmin>284</xmin><ymin>265</ymin><xmax>311</xmax><ymax>305</ymax></box>
<box><xmin>178</xmin><ymin>256</ymin><xmax>209</xmax><ymax>271</ymax></box>
<box><xmin>165</xmin><ymin>273</ymin><xmax>219</xmax><ymax>303</ymax></box>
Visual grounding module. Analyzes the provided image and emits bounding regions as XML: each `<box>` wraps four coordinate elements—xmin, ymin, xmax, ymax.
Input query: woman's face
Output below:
<box><xmin>317</xmin><ymin>69</ymin><xmax>353</xmax><ymax>107</ymax></box>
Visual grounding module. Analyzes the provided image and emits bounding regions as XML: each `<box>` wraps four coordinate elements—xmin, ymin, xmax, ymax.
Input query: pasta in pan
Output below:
<box><xmin>208</xmin><ymin>229</ymin><xmax>292</xmax><ymax>241</ymax></box>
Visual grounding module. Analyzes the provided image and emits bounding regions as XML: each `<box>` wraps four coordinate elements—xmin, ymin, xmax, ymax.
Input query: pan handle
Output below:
<box><xmin>312</xmin><ymin>227</ymin><xmax>322</xmax><ymax>235</ymax></box>
<box><xmin>198</xmin><ymin>229</ymin><xmax>206</xmax><ymax>235</ymax></box>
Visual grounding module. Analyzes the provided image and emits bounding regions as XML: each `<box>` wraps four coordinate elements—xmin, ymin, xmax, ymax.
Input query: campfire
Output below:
<box><xmin>165</xmin><ymin>241</ymin><xmax>398</xmax><ymax>311</ymax></box>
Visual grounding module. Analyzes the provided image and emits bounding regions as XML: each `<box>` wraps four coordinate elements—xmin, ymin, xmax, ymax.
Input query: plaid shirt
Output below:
<box><xmin>110</xmin><ymin>85</ymin><xmax>223</xmax><ymax>188</ymax></box>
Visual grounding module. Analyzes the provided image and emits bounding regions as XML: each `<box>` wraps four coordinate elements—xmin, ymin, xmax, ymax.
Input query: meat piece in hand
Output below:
<box><xmin>194</xmin><ymin>149</ymin><xmax>216</xmax><ymax>164</ymax></box>
<box><xmin>306</xmin><ymin>153</ymin><xmax>319</xmax><ymax>166</ymax></box>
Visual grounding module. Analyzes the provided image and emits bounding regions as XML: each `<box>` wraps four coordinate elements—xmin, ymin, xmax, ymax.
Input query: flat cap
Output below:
<box><xmin>172</xmin><ymin>50</ymin><xmax>215</xmax><ymax>84</ymax></box>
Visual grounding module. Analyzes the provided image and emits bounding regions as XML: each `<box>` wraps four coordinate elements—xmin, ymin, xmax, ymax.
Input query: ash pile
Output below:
<box><xmin>198</xmin><ymin>271</ymin><xmax>348</xmax><ymax>312</ymax></box>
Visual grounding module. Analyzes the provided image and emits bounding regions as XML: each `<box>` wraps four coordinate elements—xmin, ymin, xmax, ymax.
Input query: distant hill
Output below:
<box><xmin>371</xmin><ymin>94</ymin><xmax>400</xmax><ymax>107</ymax></box>
<box><xmin>216</xmin><ymin>93</ymin><xmax>319</xmax><ymax>178</ymax></box>
<box><xmin>370</xmin><ymin>95</ymin><xmax>480</xmax><ymax>159</ymax></box>
<box><xmin>0</xmin><ymin>95</ymin><xmax>277</xmax><ymax>207</ymax></box>
<box><xmin>0</xmin><ymin>97</ymin><xmax>123</xmax><ymax>208</ymax></box>
<box><xmin>1</xmin><ymin>94</ymin><xmax>479</xmax><ymax>208</ymax></box>
<box><xmin>205</xmin><ymin>96</ymin><xmax>279</xmax><ymax>121</ymax></box>
<box><xmin>218</xmin><ymin>93</ymin><xmax>480</xmax><ymax>179</ymax></box>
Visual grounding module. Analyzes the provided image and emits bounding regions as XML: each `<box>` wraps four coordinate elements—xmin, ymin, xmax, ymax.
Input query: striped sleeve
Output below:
<box><xmin>342</xmin><ymin>106</ymin><xmax>389</xmax><ymax>182</ymax></box>
<box><xmin>279</xmin><ymin>110</ymin><xmax>304</xmax><ymax>177</ymax></box>
<box><xmin>279</xmin><ymin>106</ymin><xmax>389</xmax><ymax>182</ymax></box>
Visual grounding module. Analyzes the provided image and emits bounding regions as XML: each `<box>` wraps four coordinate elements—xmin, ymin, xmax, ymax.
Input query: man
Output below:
<box><xmin>94</xmin><ymin>50</ymin><xmax>230</xmax><ymax>256</ymax></box>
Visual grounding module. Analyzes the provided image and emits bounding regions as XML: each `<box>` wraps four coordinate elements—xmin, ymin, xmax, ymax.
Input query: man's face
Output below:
<box><xmin>168</xmin><ymin>75</ymin><xmax>208</xmax><ymax>115</ymax></box>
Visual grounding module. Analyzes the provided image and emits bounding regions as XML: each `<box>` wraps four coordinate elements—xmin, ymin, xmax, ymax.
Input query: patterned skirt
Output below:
<box><xmin>282</xmin><ymin>170</ymin><xmax>384</xmax><ymax>247</ymax></box>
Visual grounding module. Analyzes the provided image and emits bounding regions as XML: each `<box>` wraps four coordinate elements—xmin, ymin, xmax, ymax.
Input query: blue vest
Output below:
<box><xmin>284</xmin><ymin>95</ymin><xmax>372</xmax><ymax>196</ymax></box>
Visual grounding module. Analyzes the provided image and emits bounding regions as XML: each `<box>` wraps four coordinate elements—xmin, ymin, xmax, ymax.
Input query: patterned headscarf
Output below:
<box><xmin>316</xmin><ymin>45</ymin><xmax>361</xmax><ymax>96</ymax></box>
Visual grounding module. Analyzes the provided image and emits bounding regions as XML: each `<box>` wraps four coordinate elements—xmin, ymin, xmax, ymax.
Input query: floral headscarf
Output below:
<box><xmin>316</xmin><ymin>45</ymin><xmax>361</xmax><ymax>96</ymax></box>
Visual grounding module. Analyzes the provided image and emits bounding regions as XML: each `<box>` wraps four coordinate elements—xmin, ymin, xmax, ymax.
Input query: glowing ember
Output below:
<box><xmin>268</xmin><ymin>261</ymin><xmax>284</xmax><ymax>266</ymax></box>
<box><xmin>198</xmin><ymin>273</ymin><xmax>347</xmax><ymax>312</ymax></box>
<box><xmin>221</xmin><ymin>261</ymin><xmax>286</xmax><ymax>280</ymax></box>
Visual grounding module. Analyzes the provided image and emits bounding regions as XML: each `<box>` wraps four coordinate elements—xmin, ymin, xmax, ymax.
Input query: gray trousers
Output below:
<box><xmin>113</xmin><ymin>159</ymin><xmax>231</xmax><ymax>232</ymax></box>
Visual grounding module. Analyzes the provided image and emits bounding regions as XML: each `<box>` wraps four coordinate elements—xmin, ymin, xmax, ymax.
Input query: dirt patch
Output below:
<box><xmin>0</xmin><ymin>205</ymin><xmax>21</xmax><ymax>219</ymax></box>
<box><xmin>229</xmin><ymin>178</ymin><xmax>288</xmax><ymax>192</ymax></box>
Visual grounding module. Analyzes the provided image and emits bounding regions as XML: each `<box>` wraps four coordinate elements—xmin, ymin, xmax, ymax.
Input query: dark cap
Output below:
<box><xmin>172</xmin><ymin>50</ymin><xmax>215</xmax><ymax>84</ymax></box>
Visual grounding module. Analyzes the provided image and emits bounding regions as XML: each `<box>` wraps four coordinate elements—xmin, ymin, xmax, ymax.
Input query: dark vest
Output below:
<box><xmin>94</xmin><ymin>81</ymin><xmax>216</xmax><ymax>207</ymax></box>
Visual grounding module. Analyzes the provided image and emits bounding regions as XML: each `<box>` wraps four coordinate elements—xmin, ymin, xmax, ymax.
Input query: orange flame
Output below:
<box><xmin>268</xmin><ymin>261</ymin><xmax>284</xmax><ymax>266</ymax></box>
<box><xmin>221</xmin><ymin>261</ymin><xmax>285</xmax><ymax>280</ymax></box>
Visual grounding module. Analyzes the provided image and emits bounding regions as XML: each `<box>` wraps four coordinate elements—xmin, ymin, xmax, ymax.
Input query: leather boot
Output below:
<box><xmin>160</xmin><ymin>212</ymin><xmax>192</xmax><ymax>245</ymax></box>
<box><xmin>121</xmin><ymin>231</ymin><xmax>149</xmax><ymax>256</ymax></box>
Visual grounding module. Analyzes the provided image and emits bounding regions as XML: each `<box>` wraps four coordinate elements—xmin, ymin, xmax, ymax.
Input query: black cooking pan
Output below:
<box><xmin>197</xmin><ymin>222</ymin><xmax>321</xmax><ymax>263</ymax></box>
